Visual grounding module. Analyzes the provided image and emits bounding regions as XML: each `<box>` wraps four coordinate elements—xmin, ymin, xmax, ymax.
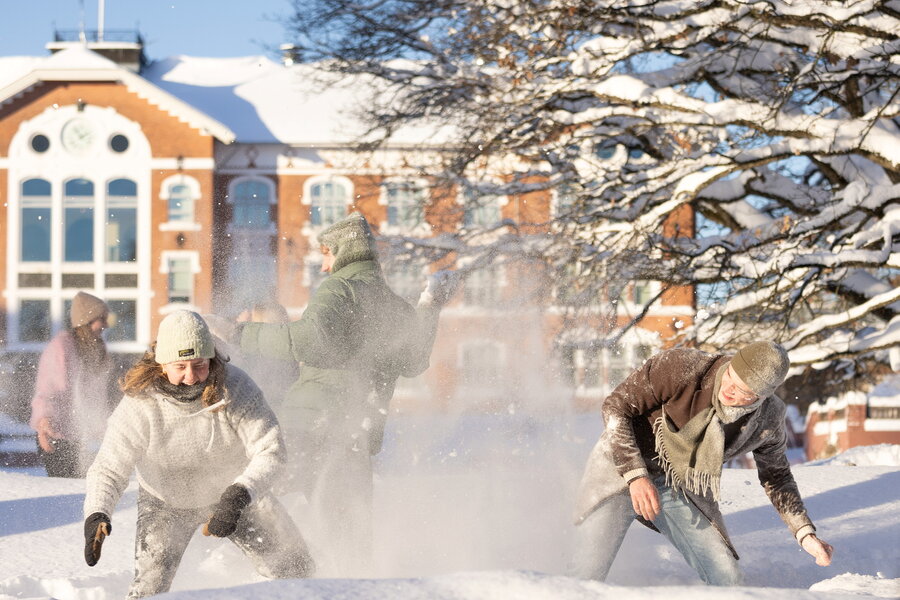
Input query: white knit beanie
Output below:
<box><xmin>155</xmin><ymin>310</ymin><xmax>216</xmax><ymax>364</ymax></box>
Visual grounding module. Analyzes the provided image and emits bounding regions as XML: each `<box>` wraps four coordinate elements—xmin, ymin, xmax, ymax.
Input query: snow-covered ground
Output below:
<box><xmin>0</xmin><ymin>413</ymin><xmax>897</xmax><ymax>600</ymax></box>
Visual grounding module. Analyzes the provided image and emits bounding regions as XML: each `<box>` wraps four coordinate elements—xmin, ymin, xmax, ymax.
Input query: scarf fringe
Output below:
<box><xmin>654</xmin><ymin>416</ymin><xmax>722</xmax><ymax>502</ymax></box>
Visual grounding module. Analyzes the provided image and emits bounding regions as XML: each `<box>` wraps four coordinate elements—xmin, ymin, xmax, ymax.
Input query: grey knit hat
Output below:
<box><xmin>730</xmin><ymin>341</ymin><xmax>790</xmax><ymax>399</ymax></box>
<box><xmin>317</xmin><ymin>212</ymin><xmax>378</xmax><ymax>273</ymax></box>
<box><xmin>70</xmin><ymin>291</ymin><xmax>109</xmax><ymax>328</ymax></box>
<box><xmin>155</xmin><ymin>310</ymin><xmax>216</xmax><ymax>364</ymax></box>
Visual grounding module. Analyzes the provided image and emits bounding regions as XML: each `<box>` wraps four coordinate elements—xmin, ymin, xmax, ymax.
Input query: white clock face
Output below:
<box><xmin>61</xmin><ymin>118</ymin><xmax>96</xmax><ymax>155</ymax></box>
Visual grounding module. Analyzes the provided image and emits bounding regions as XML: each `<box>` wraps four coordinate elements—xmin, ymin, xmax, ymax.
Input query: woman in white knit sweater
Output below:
<box><xmin>83</xmin><ymin>310</ymin><xmax>314</xmax><ymax>598</ymax></box>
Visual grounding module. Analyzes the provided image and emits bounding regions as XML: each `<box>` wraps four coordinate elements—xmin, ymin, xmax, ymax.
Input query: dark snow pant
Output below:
<box><xmin>127</xmin><ymin>487</ymin><xmax>315</xmax><ymax>599</ymax></box>
<box><xmin>282</xmin><ymin>426</ymin><xmax>374</xmax><ymax>578</ymax></box>
<box><xmin>37</xmin><ymin>438</ymin><xmax>84</xmax><ymax>478</ymax></box>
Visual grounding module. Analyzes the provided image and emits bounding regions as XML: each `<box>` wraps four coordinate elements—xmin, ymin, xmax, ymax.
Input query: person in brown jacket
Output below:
<box><xmin>571</xmin><ymin>342</ymin><xmax>834</xmax><ymax>585</ymax></box>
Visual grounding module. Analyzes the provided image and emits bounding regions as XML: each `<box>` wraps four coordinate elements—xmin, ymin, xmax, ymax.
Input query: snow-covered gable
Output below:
<box><xmin>142</xmin><ymin>55</ymin><xmax>350</xmax><ymax>144</ymax></box>
<box><xmin>0</xmin><ymin>46</ymin><xmax>235</xmax><ymax>143</ymax></box>
<box><xmin>142</xmin><ymin>55</ymin><xmax>453</xmax><ymax>146</ymax></box>
<box><xmin>0</xmin><ymin>49</ymin><xmax>464</xmax><ymax>148</ymax></box>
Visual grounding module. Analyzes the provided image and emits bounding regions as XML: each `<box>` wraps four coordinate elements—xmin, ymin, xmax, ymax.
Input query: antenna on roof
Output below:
<box><xmin>98</xmin><ymin>0</ymin><xmax>105</xmax><ymax>42</ymax></box>
<box><xmin>78</xmin><ymin>0</ymin><xmax>86</xmax><ymax>42</ymax></box>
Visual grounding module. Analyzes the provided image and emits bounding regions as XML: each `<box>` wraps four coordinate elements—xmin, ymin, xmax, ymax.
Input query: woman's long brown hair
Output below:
<box><xmin>121</xmin><ymin>343</ymin><xmax>228</xmax><ymax>409</ymax></box>
<box><xmin>71</xmin><ymin>323</ymin><xmax>108</xmax><ymax>371</ymax></box>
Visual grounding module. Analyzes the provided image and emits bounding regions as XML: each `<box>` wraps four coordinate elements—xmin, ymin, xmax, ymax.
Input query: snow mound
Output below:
<box><xmin>808</xmin><ymin>444</ymin><xmax>900</xmax><ymax>467</ymax></box>
<box><xmin>809</xmin><ymin>573</ymin><xmax>900</xmax><ymax>598</ymax></box>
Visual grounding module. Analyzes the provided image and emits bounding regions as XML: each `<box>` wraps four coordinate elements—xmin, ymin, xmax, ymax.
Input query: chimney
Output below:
<box><xmin>46</xmin><ymin>29</ymin><xmax>148</xmax><ymax>73</ymax></box>
<box><xmin>280</xmin><ymin>43</ymin><xmax>303</xmax><ymax>67</ymax></box>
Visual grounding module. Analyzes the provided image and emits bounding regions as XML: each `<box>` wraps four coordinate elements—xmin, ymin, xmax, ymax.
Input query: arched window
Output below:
<box><xmin>232</xmin><ymin>179</ymin><xmax>272</xmax><ymax>229</ymax></box>
<box><xmin>8</xmin><ymin>104</ymin><xmax>149</xmax><ymax>350</ymax></box>
<box><xmin>463</xmin><ymin>186</ymin><xmax>504</xmax><ymax>227</ymax></box>
<box><xmin>160</xmin><ymin>175</ymin><xmax>200</xmax><ymax>228</ymax></box>
<box><xmin>309</xmin><ymin>180</ymin><xmax>348</xmax><ymax>227</ymax></box>
<box><xmin>226</xmin><ymin>178</ymin><xmax>276</xmax><ymax>306</ymax></box>
<box><xmin>64</xmin><ymin>178</ymin><xmax>94</xmax><ymax>262</ymax></box>
<box><xmin>385</xmin><ymin>181</ymin><xmax>425</xmax><ymax>229</ymax></box>
<box><xmin>106</xmin><ymin>178</ymin><xmax>137</xmax><ymax>262</ymax></box>
<box><xmin>21</xmin><ymin>178</ymin><xmax>51</xmax><ymax>262</ymax></box>
<box><xmin>168</xmin><ymin>184</ymin><xmax>193</xmax><ymax>223</ymax></box>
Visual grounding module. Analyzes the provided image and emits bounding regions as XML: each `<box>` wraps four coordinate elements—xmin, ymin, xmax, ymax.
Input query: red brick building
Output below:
<box><xmin>805</xmin><ymin>377</ymin><xmax>900</xmax><ymax>460</ymax></box>
<box><xmin>0</xmin><ymin>35</ymin><xmax>695</xmax><ymax>416</ymax></box>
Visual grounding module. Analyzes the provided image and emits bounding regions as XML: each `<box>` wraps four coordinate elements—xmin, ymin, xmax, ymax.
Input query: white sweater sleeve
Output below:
<box><xmin>84</xmin><ymin>396</ymin><xmax>148</xmax><ymax>517</ymax></box>
<box><xmin>226</xmin><ymin>373</ymin><xmax>286</xmax><ymax>502</ymax></box>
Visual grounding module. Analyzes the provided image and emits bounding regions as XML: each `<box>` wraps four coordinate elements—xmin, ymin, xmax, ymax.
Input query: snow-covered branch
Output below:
<box><xmin>287</xmin><ymin>0</ymin><xmax>900</xmax><ymax>379</ymax></box>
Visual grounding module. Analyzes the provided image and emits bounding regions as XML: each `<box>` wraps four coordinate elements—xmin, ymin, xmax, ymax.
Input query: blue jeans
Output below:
<box><xmin>570</xmin><ymin>477</ymin><xmax>743</xmax><ymax>586</ymax></box>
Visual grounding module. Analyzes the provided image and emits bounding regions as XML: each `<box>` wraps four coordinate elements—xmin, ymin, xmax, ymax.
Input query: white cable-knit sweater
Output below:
<box><xmin>84</xmin><ymin>364</ymin><xmax>285</xmax><ymax>517</ymax></box>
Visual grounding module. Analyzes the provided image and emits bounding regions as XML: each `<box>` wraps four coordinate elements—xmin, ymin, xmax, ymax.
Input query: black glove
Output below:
<box><xmin>84</xmin><ymin>512</ymin><xmax>111</xmax><ymax>567</ymax></box>
<box><xmin>204</xmin><ymin>484</ymin><xmax>251</xmax><ymax>537</ymax></box>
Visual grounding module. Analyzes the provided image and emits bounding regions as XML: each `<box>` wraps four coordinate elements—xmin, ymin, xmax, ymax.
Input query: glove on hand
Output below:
<box><xmin>204</xmin><ymin>484</ymin><xmax>251</xmax><ymax>538</ymax></box>
<box><xmin>418</xmin><ymin>270</ymin><xmax>462</xmax><ymax>308</ymax></box>
<box><xmin>84</xmin><ymin>512</ymin><xmax>111</xmax><ymax>567</ymax></box>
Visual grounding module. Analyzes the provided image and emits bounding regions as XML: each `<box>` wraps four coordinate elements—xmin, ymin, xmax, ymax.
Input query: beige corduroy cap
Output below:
<box><xmin>155</xmin><ymin>310</ymin><xmax>216</xmax><ymax>365</ymax></box>
<box><xmin>730</xmin><ymin>341</ymin><xmax>790</xmax><ymax>399</ymax></box>
<box><xmin>70</xmin><ymin>291</ymin><xmax>110</xmax><ymax>328</ymax></box>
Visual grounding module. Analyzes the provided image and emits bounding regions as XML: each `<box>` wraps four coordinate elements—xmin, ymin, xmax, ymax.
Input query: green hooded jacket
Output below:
<box><xmin>237</xmin><ymin>259</ymin><xmax>438</xmax><ymax>445</ymax></box>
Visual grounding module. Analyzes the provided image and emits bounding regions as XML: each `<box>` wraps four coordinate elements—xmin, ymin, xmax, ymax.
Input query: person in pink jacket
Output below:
<box><xmin>29</xmin><ymin>291</ymin><xmax>115</xmax><ymax>477</ymax></box>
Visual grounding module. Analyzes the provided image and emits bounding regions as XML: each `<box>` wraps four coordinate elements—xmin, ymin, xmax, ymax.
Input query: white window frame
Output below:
<box><xmin>227</xmin><ymin>175</ymin><xmax>277</xmax><ymax>234</ymax></box>
<box><xmin>618</xmin><ymin>280</ymin><xmax>662</xmax><ymax>312</ymax></box>
<box><xmin>600</xmin><ymin>332</ymin><xmax>659</xmax><ymax>395</ymax></box>
<box><xmin>105</xmin><ymin>177</ymin><xmax>139</xmax><ymax>263</ymax></box>
<box><xmin>159</xmin><ymin>174</ymin><xmax>202</xmax><ymax>232</ymax></box>
<box><xmin>456</xmin><ymin>339</ymin><xmax>507</xmax><ymax>399</ymax></box>
<box><xmin>461</xmin><ymin>263</ymin><xmax>507</xmax><ymax>308</ymax></box>
<box><xmin>301</xmin><ymin>174</ymin><xmax>353</xmax><ymax>232</ymax></box>
<box><xmin>458</xmin><ymin>178</ymin><xmax>509</xmax><ymax>229</ymax></box>
<box><xmin>62</xmin><ymin>177</ymin><xmax>96</xmax><ymax>263</ymax></box>
<box><xmin>19</xmin><ymin>178</ymin><xmax>53</xmax><ymax>263</ymax></box>
<box><xmin>160</xmin><ymin>250</ymin><xmax>200</xmax><ymax>310</ymax></box>
<box><xmin>5</xmin><ymin>104</ymin><xmax>152</xmax><ymax>353</ymax></box>
<box><xmin>378</xmin><ymin>177</ymin><xmax>431</xmax><ymax>235</ymax></box>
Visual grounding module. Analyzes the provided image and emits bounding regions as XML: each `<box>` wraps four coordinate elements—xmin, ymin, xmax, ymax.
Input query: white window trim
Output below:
<box><xmin>159</xmin><ymin>250</ymin><xmax>201</xmax><ymax>310</ymax></box>
<box><xmin>301</xmin><ymin>174</ymin><xmax>354</xmax><ymax>206</ymax></box>
<box><xmin>617</xmin><ymin>280</ymin><xmax>662</xmax><ymax>313</ymax></box>
<box><xmin>300</xmin><ymin>174</ymin><xmax>354</xmax><ymax>235</ymax></box>
<box><xmin>301</xmin><ymin>247</ymin><xmax>327</xmax><ymax>288</ymax></box>
<box><xmin>159</xmin><ymin>174</ymin><xmax>202</xmax><ymax>232</ymax></box>
<box><xmin>457</xmin><ymin>177</ymin><xmax>510</xmax><ymax>228</ymax></box>
<box><xmin>456</xmin><ymin>339</ymin><xmax>506</xmax><ymax>396</ymax></box>
<box><xmin>551</xmin><ymin>185</ymin><xmax>578</xmax><ymax>219</ymax></box>
<box><xmin>5</xmin><ymin>104</ymin><xmax>152</xmax><ymax>350</ymax></box>
<box><xmin>458</xmin><ymin>260</ymin><xmax>508</xmax><ymax>309</ymax></box>
<box><xmin>378</xmin><ymin>177</ymin><xmax>432</xmax><ymax>236</ymax></box>
<box><xmin>226</xmin><ymin>175</ymin><xmax>277</xmax><ymax>234</ymax></box>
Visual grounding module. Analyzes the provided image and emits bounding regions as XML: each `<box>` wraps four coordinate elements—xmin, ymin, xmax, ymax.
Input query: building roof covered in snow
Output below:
<box><xmin>0</xmin><ymin>46</ymin><xmax>448</xmax><ymax>146</ymax></box>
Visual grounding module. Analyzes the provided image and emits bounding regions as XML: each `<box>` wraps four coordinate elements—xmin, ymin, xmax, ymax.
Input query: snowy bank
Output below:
<box><xmin>0</xmin><ymin>439</ymin><xmax>897</xmax><ymax>599</ymax></box>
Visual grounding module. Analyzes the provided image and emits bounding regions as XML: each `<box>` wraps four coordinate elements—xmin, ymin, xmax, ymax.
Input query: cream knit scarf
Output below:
<box><xmin>654</xmin><ymin>364</ymin><xmax>763</xmax><ymax>501</ymax></box>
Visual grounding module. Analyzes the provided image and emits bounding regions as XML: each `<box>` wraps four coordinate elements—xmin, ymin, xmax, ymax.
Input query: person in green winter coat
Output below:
<box><xmin>212</xmin><ymin>212</ymin><xmax>458</xmax><ymax>577</ymax></box>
